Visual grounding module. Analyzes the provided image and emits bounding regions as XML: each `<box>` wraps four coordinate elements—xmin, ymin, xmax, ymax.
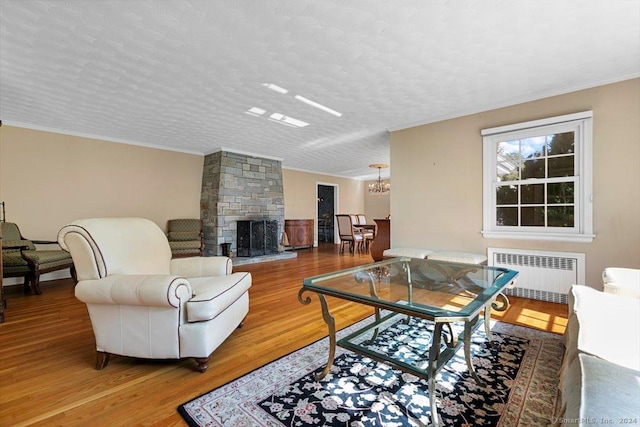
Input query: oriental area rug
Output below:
<box><xmin>178</xmin><ymin>315</ymin><xmax>563</xmax><ymax>427</ymax></box>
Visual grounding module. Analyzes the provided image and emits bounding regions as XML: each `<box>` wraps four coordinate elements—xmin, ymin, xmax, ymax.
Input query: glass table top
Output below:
<box><xmin>302</xmin><ymin>257</ymin><xmax>519</xmax><ymax>321</ymax></box>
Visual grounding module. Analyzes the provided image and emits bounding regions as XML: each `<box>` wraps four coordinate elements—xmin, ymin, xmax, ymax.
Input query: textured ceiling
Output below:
<box><xmin>1</xmin><ymin>1</ymin><xmax>639</xmax><ymax>179</ymax></box>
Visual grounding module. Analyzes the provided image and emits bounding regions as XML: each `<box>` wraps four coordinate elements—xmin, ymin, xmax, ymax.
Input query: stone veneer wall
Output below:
<box><xmin>200</xmin><ymin>151</ymin><xmax>285</xmax><ymax>256</ymax></box>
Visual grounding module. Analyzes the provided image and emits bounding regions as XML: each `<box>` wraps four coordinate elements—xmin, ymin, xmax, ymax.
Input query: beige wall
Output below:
<box><xmin>390</xmin><ymin>78</ymin><xmax>640</xmax><ymax>287</ymax></box>
<box><xmin>8</xmin><ymin>80</ymin><xmax>636</xmax><ymax>287</ymax></box>
<box><xmin>0</xmin><ymin>126</ymin><xmax>368</xmax><ymax>250</ymax></box>
<box><xmin>364</xmin><ymin>179</ymin><xmax>391</xmax><ymax>221</ymax></box>
<box><xmin>0</xmin><ymin>126</ymin><xmax>204</xmax><ymax>239</ymax></box>
<box><xmin>0</xmin><ymin>127</ymin><xmax>369</xmax><ymax>283</ymax></box>
<box><xmin>283</xmin><ymin>168</ymin><xmax>364</xmax><ymax>244</ymax></box>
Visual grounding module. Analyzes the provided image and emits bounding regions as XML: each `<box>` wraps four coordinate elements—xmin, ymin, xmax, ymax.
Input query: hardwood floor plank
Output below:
<box><xmin>0</xmin><ymin>243</ymin><xmax>567</xmax><ymax>426</ymax></box>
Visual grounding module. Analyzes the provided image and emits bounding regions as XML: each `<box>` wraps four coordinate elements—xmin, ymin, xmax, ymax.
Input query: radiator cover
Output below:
<box><xmin>487</xmin><ymin>247</ymin><xmax>585</xmax><ymax>304</ymax></box>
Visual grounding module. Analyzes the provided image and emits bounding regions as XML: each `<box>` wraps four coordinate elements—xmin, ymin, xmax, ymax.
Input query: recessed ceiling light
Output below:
<box><xmin>262</xmin><ymin>83</ymin><xmax>288</xmax><ymax>94</ymax></box>
<box><xmin>294</xmin><ymin>95</ymin><xmax>342</xmax><ymax>117</ymax></box>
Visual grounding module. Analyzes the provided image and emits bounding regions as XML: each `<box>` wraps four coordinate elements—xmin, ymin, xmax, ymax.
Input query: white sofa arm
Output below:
<box><xmin>75</xmin><ymin>275</ymin><xmax>192</xmax><ymax>308</ymax></box>
<box><xmin>602</xmin><ymin>267</ymin><xmax>640</xmax><ymax>299</ymax></box>
<box><xmin>170</xmin><ymin>256</ymin><xmax>232</xmax><ymax>278</ymax></box>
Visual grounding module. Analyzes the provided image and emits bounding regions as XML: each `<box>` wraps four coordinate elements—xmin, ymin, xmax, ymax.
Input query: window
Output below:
<box><xmin>482</xmin><ymin>111</ymin><xmax>594</xmax><ymax>242</ymax></box>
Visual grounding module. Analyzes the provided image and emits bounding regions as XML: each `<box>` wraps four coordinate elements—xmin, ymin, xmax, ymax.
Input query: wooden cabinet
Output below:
<box><xmin>284</xmin><ymin>219</ymin><xmax>314</xmax><ymax>250</ymax></box>
<box><xmin>370</xmin><ymin>219</ymin><xmax>390</xmax><ymax>261</ymax></box>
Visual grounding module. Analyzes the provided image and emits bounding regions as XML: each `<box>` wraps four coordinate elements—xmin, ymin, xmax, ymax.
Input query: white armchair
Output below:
<box><xmin>556</xmin><ymin>268</ymin><xmax>640</xmax><ymax>423</ymax></box>
<box><xmin>602</xmin><ymin>267</ymin><xmax>640</xmax><ymax>299</ymax></box>
<box><xmin>58</xmin><ymin>217</ymin><xmax>252</xmax><ymax>372</ymax></box>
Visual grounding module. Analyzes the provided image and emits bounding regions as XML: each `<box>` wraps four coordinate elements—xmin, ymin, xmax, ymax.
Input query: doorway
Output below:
<box><xmin>317</xmin><ymin>184</ymin><xmax>336</xmax><ymax>244</ymax></box>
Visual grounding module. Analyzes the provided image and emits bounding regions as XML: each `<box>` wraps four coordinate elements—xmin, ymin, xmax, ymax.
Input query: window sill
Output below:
<box><xmin>481</xmin><ymin>230</ymin><xmax>595</xmax><ymax>243</ymax></box>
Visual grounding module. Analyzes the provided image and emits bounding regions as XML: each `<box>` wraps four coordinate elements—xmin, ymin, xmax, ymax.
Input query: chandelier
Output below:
<box><xmin>368</xmin><ymin>164</ymin><xmax>390</xmax><ymax>195</ymax></box>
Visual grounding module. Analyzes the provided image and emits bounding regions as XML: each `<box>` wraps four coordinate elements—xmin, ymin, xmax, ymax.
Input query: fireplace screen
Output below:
<box><xmin>236</xmin><ymin>220</ymin><xmax>278</xmax><ymax>257</ymax></box>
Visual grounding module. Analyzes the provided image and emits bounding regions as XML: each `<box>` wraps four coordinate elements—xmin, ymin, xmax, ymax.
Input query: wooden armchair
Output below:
<box><xmin>1</xmin><ymin>222</ymin><xmax>74</xmax><ymax>294</ymax></box>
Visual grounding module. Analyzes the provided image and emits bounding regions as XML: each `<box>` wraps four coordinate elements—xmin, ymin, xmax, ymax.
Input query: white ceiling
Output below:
<box><xmin>1</xmin><ymin>1</ymin><xmax>639</xmax><ymax>180</ymax></box>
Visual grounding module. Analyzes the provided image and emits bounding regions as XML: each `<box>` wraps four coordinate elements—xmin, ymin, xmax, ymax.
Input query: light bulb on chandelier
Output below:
<box><xmin>368</xmin><ymin>163</ymin><xmax>390</xmax><ymax>195</ymax></box>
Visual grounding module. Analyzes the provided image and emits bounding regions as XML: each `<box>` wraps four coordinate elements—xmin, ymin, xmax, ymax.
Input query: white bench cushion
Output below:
<box><xmin>427</xmin><ymin>251</ymin><xmax>487</xmax><ymax>265</ymax></box>
<box><xmin>383</xmin><ymin>248</ymin><xmax>487</xmax><ymax>265</ymax></box>
<box><xmin>383</xmin><ymin>248</ymin><xmax>434</xmax><ymax>259</ymax></box>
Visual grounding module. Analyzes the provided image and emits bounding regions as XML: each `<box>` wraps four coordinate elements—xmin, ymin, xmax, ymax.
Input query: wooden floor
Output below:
<box><xmin>0</xmin><ymin>244</ymin><xmax>568</xmax><ymax>426</ymax></box>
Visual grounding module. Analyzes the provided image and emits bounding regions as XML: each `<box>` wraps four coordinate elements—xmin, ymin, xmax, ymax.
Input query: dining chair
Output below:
<box><xmin>355</xmin><ymin>214</ymin><xmax>375</xmax><ymax>253</ymax></box>
<box><xmin>335</xmin><ymin>214</ymin><xmax>364</xmax><ymax>254</ymax></box>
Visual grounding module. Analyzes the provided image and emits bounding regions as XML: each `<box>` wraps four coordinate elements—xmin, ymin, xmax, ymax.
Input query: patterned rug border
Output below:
<box><xmin>178</xmin><ymin>315</ymin><xmax>563</xmax><ymax>427</ymax></box>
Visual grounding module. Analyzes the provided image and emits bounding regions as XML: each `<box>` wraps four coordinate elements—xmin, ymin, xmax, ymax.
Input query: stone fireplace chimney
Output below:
<box><xmin>200</xmin><ymin>151</ymin><xmax>284</xmax><ymax>256</ymax></box>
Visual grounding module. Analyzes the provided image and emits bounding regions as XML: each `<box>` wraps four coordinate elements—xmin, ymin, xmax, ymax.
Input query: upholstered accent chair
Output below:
<box><xmin>1</xmin><ymin>222</ymin><xmax>74</xmax><ymax>295</ymax></box>
<box><xmin>167</xmin><ymin>218</ymin><xmax>203</xmax><ymax>258</ymax></box>
<box><xmin>58</xmin><ymin>217</ymin><xmax>252</xmax><ymax>372</ymax></box>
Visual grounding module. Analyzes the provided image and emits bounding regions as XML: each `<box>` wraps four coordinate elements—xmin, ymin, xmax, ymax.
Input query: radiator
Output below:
<box><xmin>487</xmin><ymin>247</ymin><xmax>585</xmax><ymax>304</ymax></box>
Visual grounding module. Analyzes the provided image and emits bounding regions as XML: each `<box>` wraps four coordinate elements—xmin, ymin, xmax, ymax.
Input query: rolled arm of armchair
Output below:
<box><xmin>603</xmin><ymin>267</ymin><xmax>640</xmax><ymax>299</ymax></box>
<box><xmin>170</xmin><ymin>256</ymin><xmax>232</xmax><ymax>278</ymax></box>
<box><xmin>75</xmin><ymin>275</ymin><xmax>192</xmax><ymax>308</ymax></box>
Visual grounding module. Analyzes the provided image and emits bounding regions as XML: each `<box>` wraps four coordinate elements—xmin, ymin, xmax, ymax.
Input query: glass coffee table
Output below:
<box><xmin>298</xmin><ymin>257</ymin><xmax>519</xmax><ymax>427</ymax></box>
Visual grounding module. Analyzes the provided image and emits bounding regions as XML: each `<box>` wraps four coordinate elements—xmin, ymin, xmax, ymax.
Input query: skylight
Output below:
<box><xmin>268</xmin><ymin>113</ymin><xmax>309</xmax><ymax>128</ymax></box>
<box><xmin>250</xmin><ymin>83</ymin><xmax>340</xmax><ymax>129</ymax></box>
<box><xmin>246</xmin><ymin>107</ymin><xmax>307</xmax><ymax>128</ymax></box>
<box><xmin>245</xmin><ymin>107</ymin><xmax>266</xmax><ymax>117</ymax></box>
<box><xmin>262</xmin><ymin>83</ymin><xmax>288</xmax><ymax>94</ymax></box>
<box><xmin>294</xmin><ymin>95</ymin><xmax>342</xmax><ymax>117</ymax></box>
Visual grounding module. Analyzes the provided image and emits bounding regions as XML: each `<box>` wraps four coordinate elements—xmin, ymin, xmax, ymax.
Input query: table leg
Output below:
<box><xmin>359</xmin><ymin>272</ymin><xmax>382</xmax><ymax>344</ymax></box>
<box><xmin>298</xmin><ymin>290</ymin><xmax>336</xmax><ymax>381</ymax></box>
<box><xmin>487</xmin><ymin>292</ymin><xmax>510</xmax><ymax>343</ymax></box>
<box><xmin>484</xmin><ymin>305</ymin><xmax>493</xmax><ymax>342</ymax></box>
<box><xmin>363</xmin><ymin>307</ymin><xmax>382</xmax><ymax>345</ymax></box>
<box><xmin>405</xmin><ymin>261</ymin><xmax>414</xmax><ymax>325</ymax></box>
<box><xmin>315</xmin><ymin>293</ymin><xmax>336</xmax><ymax>380</ymax></box>
<box><xmin>464</xmin><ymin>315</ymin><xmax>485</xmax><ymax>386</ymax></box>
<box><xmin>428</xmin><ymin>322</ymin><xmax>444</xmax><ymax>427</ymax></box>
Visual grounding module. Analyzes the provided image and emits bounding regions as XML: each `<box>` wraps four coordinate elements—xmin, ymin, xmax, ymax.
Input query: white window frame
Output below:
<box><xmin>481</xmin><ymin>111</ymin><xmax>594</xmax><ymax>242</ymax></box>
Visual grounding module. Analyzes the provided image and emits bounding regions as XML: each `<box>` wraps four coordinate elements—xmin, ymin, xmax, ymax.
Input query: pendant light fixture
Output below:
<box><xmin>368</xmin><ymin>164</ymin><xmax>390</xmax><ymax>195</ymax></box>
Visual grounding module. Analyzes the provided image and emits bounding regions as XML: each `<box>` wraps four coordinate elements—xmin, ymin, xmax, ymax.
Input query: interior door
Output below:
<box><xmin>317</xmin><ymin>184</ymin><xmax>336</xmax><ymax>244</ymax></box>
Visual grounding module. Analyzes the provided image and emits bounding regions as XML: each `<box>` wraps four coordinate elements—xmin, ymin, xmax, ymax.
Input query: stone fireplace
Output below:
<box><xmin>200</xmin><ymin>151</ymin><xmax>284</xmax><ymax>256</ymax></box>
